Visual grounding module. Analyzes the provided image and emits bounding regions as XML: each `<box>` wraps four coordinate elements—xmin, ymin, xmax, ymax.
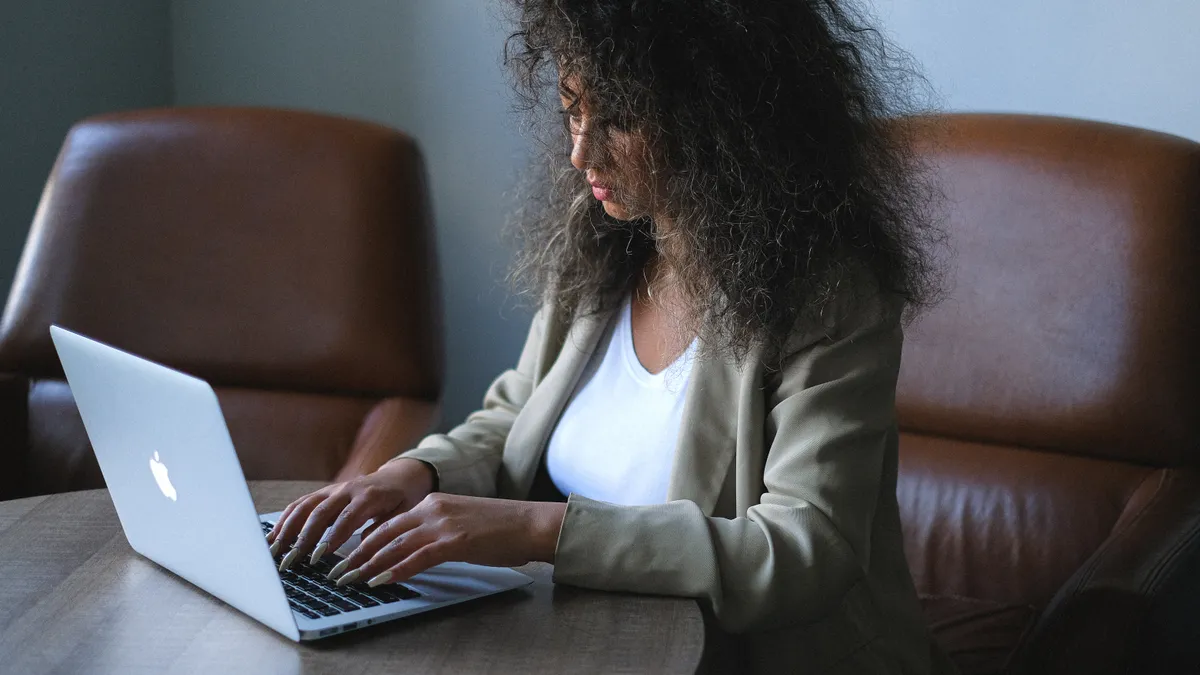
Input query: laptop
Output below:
<box><xmin>49</xmin><ymin>325</ymin><xmax>533</xmax><ymax>641</ymax></box>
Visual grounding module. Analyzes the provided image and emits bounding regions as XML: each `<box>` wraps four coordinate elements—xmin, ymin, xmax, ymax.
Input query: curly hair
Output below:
<box><xmin>503</xmin><ymin>0</ymin><xmax>943</xmax><ymax>360</ymax></box>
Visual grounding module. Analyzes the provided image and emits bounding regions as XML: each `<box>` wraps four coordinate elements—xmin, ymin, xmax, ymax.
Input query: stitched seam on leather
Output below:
<box><xmin>1137</xmin><ymin>470</ymin><xmax>1184</xmax><ymax>593</ymax></box>
<box><xmin>1001</xmin><ymin>599</ymin><xmax>1044</xmax><ymax>674</ymax></box>
<box><xmin>1122</xmin><ymin>513</ymin><xmax>1200</xmax><ymax>675</ymax></box>
<box><xmin>893</xmin><ymin>427</ymin><xmax>1167</xmax><ymax>470</ymax></box>
<box><xmin>1142</xmin><ymin>499</ymin><xmax>1200</xmax><ymax>596</ymax></box>
<box><xmin>1009</xmin><ymin>470</ymin><xmax>1171</xmax><ymax>673</ymax></box>
<box><xmin>1070</xmin><ymin>469</ymin><xmax>1168</xmax><ymax>593</ymax></box>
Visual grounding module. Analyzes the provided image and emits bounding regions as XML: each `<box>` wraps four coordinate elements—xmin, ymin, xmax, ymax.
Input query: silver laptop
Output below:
<box><xmin>50</xmin><ymin>325</ymin><xmax>532</xmax><ymax>641</ymax></box>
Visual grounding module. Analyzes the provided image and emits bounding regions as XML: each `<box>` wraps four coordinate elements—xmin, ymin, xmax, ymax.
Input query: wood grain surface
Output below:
<box><xmin>0</xmin><ymin>482</ymin><xmax>704</xmax><ymax>674</ymax></box>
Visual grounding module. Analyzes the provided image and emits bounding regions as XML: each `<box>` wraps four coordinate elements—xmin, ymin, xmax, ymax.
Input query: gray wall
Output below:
<box><xmin>171</xmin><ymin>0</ymin><xmax>531</xmax><ymax>430</ymax></box>
<box><xmin>7</xmin><ymin>1</ymin><xmax>1198</xmax><ymax>429</ymax></box>
<box><xmin>878</xmin><ymin>0</ymin><xmax>1200</xmax><ymax>141</ymax></box>
<box><xmin>0</xmin><ymin>0</ymin><xmax>173</xmax><ymax>294</ymax></box>
<box><xmin>169</xmin><ymin>0</ymin><xmax>1200</xmax><ymax>429</ymax></box>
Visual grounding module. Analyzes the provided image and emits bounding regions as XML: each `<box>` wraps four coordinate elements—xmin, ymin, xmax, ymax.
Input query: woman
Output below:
<box><xmin>268</xmin><ymin>0</ymin><xmax>951</xmax><ymax>672</ymax></box>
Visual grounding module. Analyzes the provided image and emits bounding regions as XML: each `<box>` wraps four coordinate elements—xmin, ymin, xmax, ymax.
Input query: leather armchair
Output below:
<box><xmin>896</xmin><ymin>114</ymin><xmax>1200</xmax><ymax>674</ymax></box>
<box><xmin>0</xmin><ymin>108</ymin><xmax>443</xmax><ymax>500</ymax></box>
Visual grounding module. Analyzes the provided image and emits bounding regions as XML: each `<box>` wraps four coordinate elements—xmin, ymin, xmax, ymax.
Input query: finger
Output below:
<box><xmin>331</xmin><ymin>511</ymin><xmax>420</xmax><ymax>584</ymax></box>
<box><xmin>321</xmin><ymin>501</ymin><xmax>395</xmax><ymax>564</ymax></box>
<box><xmin>323</xmin><ymin>507</ymin><xmax>401</xmax><ymax>580</ymax></box>
<box><xmin>353</xmin><ymin>525</ymin><xmax>437</xmax><ymax>583</ymax></box>
<box><xmin>368</xmin><ymin>541</ymin><xmax>453</xmax><ymax>587</ymax></box>
<box><xmin>292</xmin><ymin>490</ymin><xmax>353</xmax><ymax>562</ymax></box>
<box><xmin>267</xmin><ymin>500</ymin><xmax>301</xmax><ymax>545</ymax></box>
<box><xmin>268</xmin><ymin>486</ymin><xmax>334</xmax><ymax>545</ymax></box>
<box><xmin>359</xmin><ymin>517</ymin><xmax>386</xmax><ymax>541</ymax></box>
<box><xmin>273</xmin><ymin>493</ymin><xmax>328</xmax><ymax>569</ymax></box>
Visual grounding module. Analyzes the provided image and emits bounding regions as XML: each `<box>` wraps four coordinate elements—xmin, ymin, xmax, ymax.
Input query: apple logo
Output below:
<box><xmin>149</xmin><ymin>451</ymin><xmax>177</xmax><ymax>502</ymax></box>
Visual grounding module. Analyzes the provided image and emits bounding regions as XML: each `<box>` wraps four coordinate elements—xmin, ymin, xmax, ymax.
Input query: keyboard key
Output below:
<box><xmin>328</xmin><ymin>598</ymin><xmax>359</xmax><ymax>612</ymax></box>
<box><xmin>312</xmin><ymin>603</ymin><xmax>340</xmax><ymax>617</ymax></box>
<box><xmin>292</xmin><ymin>604</ymin><xmax>320</xmax><ymax>619</ymax></box>
<box><xmin>344</xmin><ymin>590</ymin><xmax>380</xmax><ymax>607</ymax></box>
<box><xmin>297</xmin><ymin>595</ymin><xmax>326</xmax><ymax>610</ymax></box>
<box><xmin>364</xmin><ymin>584</ymin><xmax>420</xmax><ymax>602</ymax></box>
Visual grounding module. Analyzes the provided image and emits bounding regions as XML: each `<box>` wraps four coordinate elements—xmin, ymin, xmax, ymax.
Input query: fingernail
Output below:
<box><xmin>269</xmin><ymin>539</ymin><xmax>282</xmax><ymax>557</ymax></box>
<box><xmin>367</xmin><ymin>571</ymin><xmax>393</xmax><ymax>588</ymax></box>
<box><xmin>327</xmin><ymin>559</ymin><xmax>349</xmax><ymax>581</ymax></box>
<box><xmin>278</xmin><ymin>547</ymin><xmax>300</xmax><ymax>572</ymax></box>
<box><xmin>335</xmin><ymin>570</ymin><xmax>360</xmax><ymax>587</ymax></box>
<box><xmin>309</xmin><ymin>542</ymin><xmax>328</xmax><ymax>565</ymax></box>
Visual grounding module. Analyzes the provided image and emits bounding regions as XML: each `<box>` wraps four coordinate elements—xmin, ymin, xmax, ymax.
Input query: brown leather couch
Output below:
<box><xmin>896</xmin><ymin>114</ymin><xmax>1200</xmax><ymax>675</ymax></box>
<box><xmin>0</xmin><ymin>108</ymin><xmax>443</xmax><ymax>500</ymax></box>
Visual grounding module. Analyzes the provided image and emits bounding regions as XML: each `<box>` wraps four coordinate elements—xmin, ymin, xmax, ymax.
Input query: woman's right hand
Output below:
<box><xmin>265</xmin><ymin>458</ymin><xmax>436</xmax><ymax>571</ymax></box>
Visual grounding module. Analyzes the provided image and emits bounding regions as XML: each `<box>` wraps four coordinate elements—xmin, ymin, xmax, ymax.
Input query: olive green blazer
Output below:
<box><xmin>397</xmin><ymin>295</ymin><xmax>956</xmax><ymax>675</ymax></box>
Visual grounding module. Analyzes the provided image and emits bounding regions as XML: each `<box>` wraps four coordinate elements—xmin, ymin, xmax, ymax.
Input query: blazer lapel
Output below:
<box><xmin>500</xmin><ymin>308</ymin><xmax>611</xmax><ymax>499</ymax></box>
<box><xmin>666</xmin><ymin>347</ymin><xmax>744</xmax><ymax>515</ymax></box>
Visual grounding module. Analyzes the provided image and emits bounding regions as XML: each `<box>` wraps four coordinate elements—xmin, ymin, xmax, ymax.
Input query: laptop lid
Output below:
<box><xmin>49</xmin><ymin>325</ymin><xmax>300</xmax><ymax>641</ymax></box>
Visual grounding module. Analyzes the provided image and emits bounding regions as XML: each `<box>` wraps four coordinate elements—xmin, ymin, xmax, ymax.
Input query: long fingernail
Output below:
<box><xmin>335</xmin><ymin>570</ymin><xmax>360</xmax><ymax>587</ymax></box>
<box><xmin>367</xmin><ymin>571</ymin><xmax>393</xmax><ymax>588</ymax></box>
<box><xmin>269</xmin><ymin>539</ymin><xmax>282</xmax><ymax>557</ymax></box>
<box><xmin>309</xmin><ymin>542</ymin><xmax>328</xmax><ymax>565</ymax></box>
<box><xmin>278</xmin><ymin>547</ymin><xmax>300</xmax><ymax>572</ymax></box>
<box><xmin>327</xmin><ymin>559</ymin><xmax>349</xmax><ymax>581</ymax></box>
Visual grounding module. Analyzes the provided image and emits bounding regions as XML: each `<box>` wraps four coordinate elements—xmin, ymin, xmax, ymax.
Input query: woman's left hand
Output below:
<box><xmin>328</xmin><ymin>493</ymin><xmax>567</xmax><ymax>587</ymax></box>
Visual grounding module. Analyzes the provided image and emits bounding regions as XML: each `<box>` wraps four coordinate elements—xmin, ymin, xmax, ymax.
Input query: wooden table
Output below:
<box><xmin>0</xmin><ymin>481</ymin><xmax>705</xmax><ymax>674</ymax></box>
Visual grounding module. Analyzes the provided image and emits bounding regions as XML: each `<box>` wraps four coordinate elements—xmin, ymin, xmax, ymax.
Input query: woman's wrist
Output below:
<box><xmin>376</xmin><ymin>457</ymin><xmax>436</xmax><ymax>500</ymax></box>
<box><xmin>525</xmin><ymin>501</ymin><xmax>568</xmax><ymax>563</ymax></box>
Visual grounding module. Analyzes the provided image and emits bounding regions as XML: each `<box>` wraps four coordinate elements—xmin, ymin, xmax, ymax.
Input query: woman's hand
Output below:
<box><xmin>327</xmin><ymin>493</ymin><xmax>567</xmax><ymax>588</ymax></box>
<box><xmin>266</xmin><ymin>458</ymin><xmax>435</xmax><ymax>571</ymax></box>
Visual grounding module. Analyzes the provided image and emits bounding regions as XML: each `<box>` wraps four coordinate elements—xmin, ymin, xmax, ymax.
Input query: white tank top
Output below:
<box><xmin>545</xmin><ymin>295</ymin><xmax>698</xmax><ymax>505</ymax></box>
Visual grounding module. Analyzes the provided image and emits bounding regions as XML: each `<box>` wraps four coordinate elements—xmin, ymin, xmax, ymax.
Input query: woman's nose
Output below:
<box><xmin>570</xmin><ymin>119</ymin><xmax>595</xmax><ymax>171</ymax></box>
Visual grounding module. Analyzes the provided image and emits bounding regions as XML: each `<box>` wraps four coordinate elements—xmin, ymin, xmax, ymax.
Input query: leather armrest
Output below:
<box><xmin>0</xmin><ymin>373</ymin><xmax>29</xmax><ymax>500</ymax></box>
<box><xmin>333</xmin><ymin>397</ymin><xmax>439</xmax><ymax>482</ymax></box>
<box><xmin>1011</xmin><ymin>468</ymin><xmax>1200</xmax><ymax>675</ymax></box>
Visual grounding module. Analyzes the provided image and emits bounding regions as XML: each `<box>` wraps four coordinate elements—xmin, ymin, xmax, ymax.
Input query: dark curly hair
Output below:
<box><xmin>504</xmin><ymin>0</ymin><xmax>943</xmax><ymax>359</ymax></box>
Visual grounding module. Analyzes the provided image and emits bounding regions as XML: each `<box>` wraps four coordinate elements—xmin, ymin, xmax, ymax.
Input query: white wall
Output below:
<box><xmin>876</xmin><ymin>0</ymin><xmax>1200</xmax><ymax>141</ymax></box>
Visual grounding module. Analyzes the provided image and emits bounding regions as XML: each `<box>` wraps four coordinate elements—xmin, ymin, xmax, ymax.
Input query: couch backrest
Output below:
<box><xmin>897</xmin><ymin>114</ymin><xmax>1199</xmax><ymax>468</ymax></box>
<box><xmin>893</xmin><ymin>114</ymin><xmax>1200</xmax><ymax>672</ymax></box>
<box><xmin>0</xmin><ymin>108</ymin><xmax>443</xmax><ymax>495</ymax></box>
<box><xmin>0</xmin><ymin>107</ymin><xmax>442</xmax><ymax>399</ymax></box>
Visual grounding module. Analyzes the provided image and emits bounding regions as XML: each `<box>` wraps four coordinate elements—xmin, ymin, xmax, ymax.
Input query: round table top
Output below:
<box><xmin>0</xmin><ymin>481</ymin><xmax>704</xmax><ymax>675</ymax></box>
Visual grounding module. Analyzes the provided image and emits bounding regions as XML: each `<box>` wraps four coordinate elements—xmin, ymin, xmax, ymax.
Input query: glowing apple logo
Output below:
<box><xmin>149</xmin><ymin>451</ymin><xmax>177</xmax><ymax>502</ymax></box>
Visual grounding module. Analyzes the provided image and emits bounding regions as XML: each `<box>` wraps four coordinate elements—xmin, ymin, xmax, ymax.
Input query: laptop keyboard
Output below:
<box><xmin>262</xmin><ymin>521</ymin><xmax>420</xmax><ymax>619</ymax></box>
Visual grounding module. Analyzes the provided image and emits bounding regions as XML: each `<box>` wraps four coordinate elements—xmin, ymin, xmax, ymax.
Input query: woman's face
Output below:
<box><xmin>560</xmin><ymin>77</ymin><xmax>659</xmax><ymax>222</ymax></box>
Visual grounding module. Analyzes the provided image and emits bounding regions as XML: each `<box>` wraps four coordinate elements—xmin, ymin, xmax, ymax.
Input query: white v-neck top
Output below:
<box><xmin>544</xmin><ymin>296</ymin><xmax>699</xmax><ymax>506</ymax></box>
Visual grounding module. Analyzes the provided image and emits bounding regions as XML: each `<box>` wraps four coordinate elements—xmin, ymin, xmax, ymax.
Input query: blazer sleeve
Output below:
<box><xmin>551</xmin><ymin>303</ymin><xmax>902</xmax><ymax>634</ymax></box>
<box><xmin>389</xmin><ymin>308</ymin><xmax>548</xmax><ymax>497</ymax></box>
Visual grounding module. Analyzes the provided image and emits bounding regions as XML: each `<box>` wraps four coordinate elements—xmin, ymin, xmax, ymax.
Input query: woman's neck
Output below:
<box><xmin>629</xmin><ymin>255</ymin><xmax>695</xmax><ymax>373</ymax></box>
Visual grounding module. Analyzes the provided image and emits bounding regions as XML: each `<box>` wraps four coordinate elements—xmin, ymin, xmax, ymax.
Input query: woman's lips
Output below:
<box><xmin>591</xmin><ymin>185</ymin><xmax>615</xmax><ymax>201</ymax></box>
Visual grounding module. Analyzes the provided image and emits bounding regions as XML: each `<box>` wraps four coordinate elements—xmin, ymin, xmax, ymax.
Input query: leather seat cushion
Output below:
<box><xmin>921</xmin><ymin>594</ymin><xmax>1037</xmax><ymax>675</ymax></box>
<box><xmin>898</xmin><ymin>432</ymin><xmax>1155</xmax><ymax>606</ymax></box>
